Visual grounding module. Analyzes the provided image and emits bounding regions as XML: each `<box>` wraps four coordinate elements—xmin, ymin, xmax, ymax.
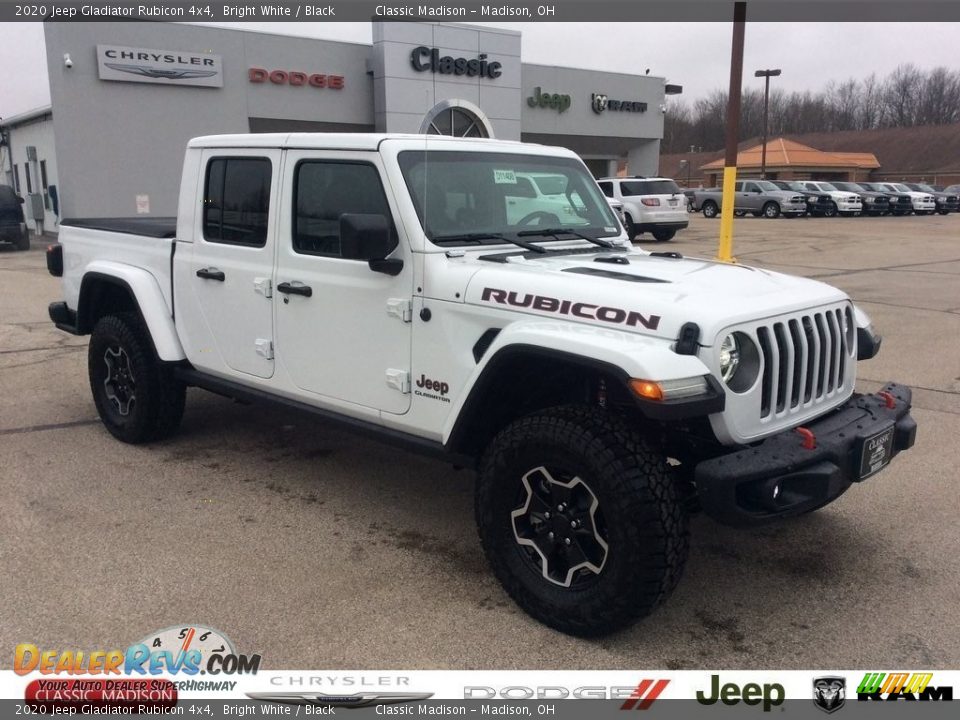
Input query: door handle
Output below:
<box><xmin>196</xmin><ymin>267</ymin><xmax>225</xmax><ymax>281</ymax></box>
<box><xmin>277</xmin><ymin>281</ymin><xmax>313</xmax><ymax>298</ymax></box>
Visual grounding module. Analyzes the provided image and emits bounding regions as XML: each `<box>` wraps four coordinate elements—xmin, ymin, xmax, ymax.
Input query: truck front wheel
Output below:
<box><xmin>475</xmin><ymin>406</ymin><xmax>688</xmax><ymax>636</ymax></box>
<box><xmin>88</xmin><ymin>313</ymin><xmax>186</xmax><ymax>444</ymax></box>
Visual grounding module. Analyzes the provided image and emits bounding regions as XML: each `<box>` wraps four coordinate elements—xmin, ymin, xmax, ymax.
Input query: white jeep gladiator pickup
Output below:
<box><xmin>47</xmin><ymin>134</ymin><xmax>916</xmax><ymax>636</ymax></box>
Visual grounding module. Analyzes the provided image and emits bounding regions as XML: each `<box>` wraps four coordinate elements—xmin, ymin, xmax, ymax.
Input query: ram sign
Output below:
<box><xmin>96</xmin><ymin>45</ymin><xmax>223</xmax><ymax>88</ymax></box>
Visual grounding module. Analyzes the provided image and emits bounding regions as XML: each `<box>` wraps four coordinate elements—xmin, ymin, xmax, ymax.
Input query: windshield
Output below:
<box><xmin>815</xmin><ymin>182</ymin><xmax>838</xmax><ymax>191</ymax></box>
<box><xmin>915</xmin><ymin>184</ymin><xmax>935</xmax><ymax>192</ymax></box>
<box><xmin>892</xmin><ymin>183</ymin><xmax>912</xmax><ymax>192</ymax></box>
<box><xmin>756</xmin><ymin>181</ymin><xmax>780</xmax><ymax>191</ymax></box>
<box><xmin>786</xmin><ymin>182</ymin><xmax>808</xmax><ymax>192</ymax></box>
<box><xmin>620</xmin><ymin>179</ymin><xmax>681</xmax><ymax>196</ymax></box>
<box><xmin>832</xmin><ymin>182</ymin><xmax>858</xmax><ymax>191</ymax></box>
<box><xmin>398</xmin><ymin>151</ymin><xmax>620</xmax><ymax>245</ymax></box>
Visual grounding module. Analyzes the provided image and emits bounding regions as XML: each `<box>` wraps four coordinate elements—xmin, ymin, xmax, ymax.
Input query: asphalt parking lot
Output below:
<box><xmin>2</xmin><ymin>212</ymin><xmax>959</xmax><ymax>670</ymax></box>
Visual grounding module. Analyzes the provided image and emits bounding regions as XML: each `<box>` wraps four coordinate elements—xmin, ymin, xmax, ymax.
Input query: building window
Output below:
<box><xmin>420</xmin><ymin>100</ymin><xmax>493</xmax><ymax>139</ymax></box>
<box><xmin>13</xmin><ymin>164</ymin><xmax>20</xmax><ymax>194</ymax></box>
<box><xmin>293</xmin><ymin>161</ymin><xmax>395</xmax><ymax>258</ymax></box>
<box><xmin>202</xmin><ymin>157</ymin><xmax>272</xmax><ymax>247</ymax></box>
<box><xmin>25</xmin><ymin>164</ymin><xmax>32</xmax><ymax>194</ymax></box>
<box><xmin>426</xmin><ymin>107</ymin><xmax>487</xmax><ymax>137</ymax></box>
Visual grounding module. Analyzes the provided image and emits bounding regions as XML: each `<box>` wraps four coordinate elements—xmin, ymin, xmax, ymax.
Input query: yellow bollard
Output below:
<box><xmin>716</xmin><ymin>166</ymin><xmax>738</xmax><ymax>263</ymax></box>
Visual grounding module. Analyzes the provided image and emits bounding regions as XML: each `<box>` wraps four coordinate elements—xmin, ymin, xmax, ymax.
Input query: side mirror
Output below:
<box><xmin>18</xmin><ymin>196</ymin><xmax>25</xmax><ymax>204</ymax></box>
<box><xmin>339</xmin><ymin>213</ymin><xmax>403</xmax><ymax>276</ymax></box>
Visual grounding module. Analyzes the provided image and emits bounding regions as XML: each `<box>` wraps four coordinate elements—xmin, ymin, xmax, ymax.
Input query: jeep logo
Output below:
<box><xmin>527</xmin><ymin>86</ymin><xmax>571</xmax><ymax>114</ymax></box>
<box><xmin>697</xmin><ymin>675</ymin><xmax>784</xmax><ymax>712</ymax></box>
<box><xmin>415</xmin><ymin>374</ymin><xmax>450</xmax><ymax>403</ymax></box>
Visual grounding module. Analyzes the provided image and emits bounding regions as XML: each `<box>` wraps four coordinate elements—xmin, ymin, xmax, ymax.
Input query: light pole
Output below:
<box><xmin>717</xmin><ymin>1</ymin><xmax>746</xmax><ymax>263</ymax></box>
<box><xmin>754</xmin><ymin>68</ymin><xmax>781</xmax><ymax>180</ymax></box>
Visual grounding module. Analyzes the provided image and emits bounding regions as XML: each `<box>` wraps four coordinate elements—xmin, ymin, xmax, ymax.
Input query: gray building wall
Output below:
<box><xmin>45</xmin><ymin>22</ymin><xmax>372</xmax><ymax>218</ymax></box>
<box><xmin>371</xmin><ymin>22</ymin><xmax>522</xmax><ymax>140</ymax></box>
<box><xmin>43</xmin><ymin>21</ymin><xmax>667</xmax><ymax>219</ymax></box>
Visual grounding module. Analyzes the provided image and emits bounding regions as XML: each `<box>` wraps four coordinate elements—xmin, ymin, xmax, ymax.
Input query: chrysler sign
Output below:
<box><xmin>97</xmin><ymin>45</ymin><xmax>223</xmax><ymax>87</ymax></box>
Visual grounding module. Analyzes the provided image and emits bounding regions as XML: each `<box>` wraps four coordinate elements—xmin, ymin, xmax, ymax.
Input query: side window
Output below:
<box><xmin>597</xmin><ymin>181</ymin><xmax>614</xmax><ymax>198</ymax></box>
<box><xmin>734</xmin><ymin>181</ymin><xmax>744</xmax><ymax>192</ymax></box>
<box><xmin>25</xmin><ymin>164</ymin><xmax>33</xmax><ymax>194</ymax></box>
<box><xmin>803</xmin><ymin>183</ymin><xmax>817</xmax><ymax>191</ymax></box>
<box><xmin>293</xmin><ymin>161</ymin><xmax>394</xmax><ymax>258</ymax></box>
<box><xmin>13</xmin><ymin>164</ymin><xmax>20</xmax><ymax>194</ymax></box>
<box><xmin>743</xmin><ymin>182</ymin><xmax>758</xmax><ymax>192</ymax></box>
<box><xmin>203</xmin><ymin>157</ymin><xmax>272</xmax><ymax>247</ymax></box>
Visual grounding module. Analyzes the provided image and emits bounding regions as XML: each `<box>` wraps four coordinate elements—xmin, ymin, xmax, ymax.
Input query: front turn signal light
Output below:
<box><xmin>630</xmin><ymin>376</ymin><xmax>709</xmax><ymax>401</ymax></box>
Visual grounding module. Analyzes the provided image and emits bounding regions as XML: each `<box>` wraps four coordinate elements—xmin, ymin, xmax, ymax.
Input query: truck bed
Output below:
<box><xmin>57</xmin><ymin>218</ymin><xmax>177</xmax><ymax>319</ymax></box>
<box><xmin>61</xmin><ymin>217</ymin><xmax>177</xmax><ymax>239</ymax></box>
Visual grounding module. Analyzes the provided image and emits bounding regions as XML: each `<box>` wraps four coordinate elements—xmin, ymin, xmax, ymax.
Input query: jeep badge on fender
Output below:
<box><xmin>47</xmin><ymin>132</ymin><xmax>917</xmax><ymax>636</ymax></box>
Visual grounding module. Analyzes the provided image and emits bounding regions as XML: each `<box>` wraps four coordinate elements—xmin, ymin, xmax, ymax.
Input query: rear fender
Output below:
<box><xmin>80</xmin><ymin>261</ymin><xmax>185</xmax><ymax>361</ymax></box>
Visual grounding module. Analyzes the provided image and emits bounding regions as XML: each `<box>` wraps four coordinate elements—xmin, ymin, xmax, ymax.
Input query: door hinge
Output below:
<box><xmin>385</xmin><ymin>369</ymin><xmax>410</xmax><ymax>394</ymax></box>
<box><xmin>254</xmin><ymin>277</ymin><xmax>273</xmax><ymax>298</ymax></box>
<box><xmin>255</xmin><ymin>338</ymin><xmax>274</xmax><ymax>360</ymax></box>
<box><xmin>386</xmin><ymin>298</ymin><xmax>412</xmax><ymax>323</ymax></box>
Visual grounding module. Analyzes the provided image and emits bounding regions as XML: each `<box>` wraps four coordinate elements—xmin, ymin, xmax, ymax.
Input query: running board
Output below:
<box><xmin>173</xmin><ymin>367</ymin><xmax>464</xmax><ymax>465</ymax></box>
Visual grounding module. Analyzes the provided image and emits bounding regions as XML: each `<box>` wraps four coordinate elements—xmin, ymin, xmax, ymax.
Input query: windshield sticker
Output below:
<box><xmin>493</xmin><ymin>169</ymin><xmax>517</xmax><ymax>184</ymax></box>
<box><xmin>604</xmin><ymin>226</ymin><xmax>618</xmax><ymax>232</ymax></box>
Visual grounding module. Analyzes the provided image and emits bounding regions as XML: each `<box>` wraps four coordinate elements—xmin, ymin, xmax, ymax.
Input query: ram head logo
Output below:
<box><xmin>591</xmin><ymin>93</ymin><xmax>609</xmax><ymax>114</ymax></box>
<box><xmin>813</xmin><ymin>677</ymin><xmax>846</xmax><ymax>714</ymax></box>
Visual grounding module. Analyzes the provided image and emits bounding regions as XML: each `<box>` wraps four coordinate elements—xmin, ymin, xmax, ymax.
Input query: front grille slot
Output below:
<box><xmin>756</xmin><ymin>304</ymin><xmax>851</xmax><ymax>419</ymax></box>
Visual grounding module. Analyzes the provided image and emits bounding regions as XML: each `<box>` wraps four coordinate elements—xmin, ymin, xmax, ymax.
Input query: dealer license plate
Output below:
<box><xmin>668</xmin><ymin>199</ymin><xmax>678</xmax><ymax>206</ymax></box>
<box><xmin>858</xmin><ymin>423</ymin><xmax>895</xmax><ymax>480</ymax></box>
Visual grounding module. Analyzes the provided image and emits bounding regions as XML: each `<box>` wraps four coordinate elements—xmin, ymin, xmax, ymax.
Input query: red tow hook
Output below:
<box><xmin>796</xmin><ymin>427</ymin><xmax>816</xmax><ymax>450</ymax></box>
<box><xmin>877</xmin><ymin>391</ymin><xmax>896</xmax><ymax>409</ymax></box>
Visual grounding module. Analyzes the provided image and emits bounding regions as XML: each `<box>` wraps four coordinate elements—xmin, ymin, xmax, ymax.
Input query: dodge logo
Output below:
<box><xmin>591</xmin><ymin>93</ymin><xmax>609</xmax><ymax>114</ymax></box>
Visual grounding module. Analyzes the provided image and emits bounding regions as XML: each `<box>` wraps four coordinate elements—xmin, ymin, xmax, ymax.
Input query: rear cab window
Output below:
<box><xmin>202</xmin><ymin>157</ymin><xmax>272</xmax><ymax>246</ymax></box>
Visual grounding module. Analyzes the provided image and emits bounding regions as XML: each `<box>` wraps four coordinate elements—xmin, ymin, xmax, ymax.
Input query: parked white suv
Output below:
<box><xmin>799</xmin><ymin>181</ymin><xmax>863</xmax><ymax>216</ymax></box>
<box><xmin>880</xmin><ymin>183</ymin><xmax>937</xmax><ymax>215</ymax></box>
<box><xmin>597</xmin><ymin>176</ymin><xmax>689</xmax><ymax>241</ymax></box>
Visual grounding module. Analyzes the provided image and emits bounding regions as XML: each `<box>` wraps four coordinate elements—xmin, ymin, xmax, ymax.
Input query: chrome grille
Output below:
<box><xmin>755</xmin><ymin>305</ymin><xmax>854</xmax><ymax>419</ymax></box>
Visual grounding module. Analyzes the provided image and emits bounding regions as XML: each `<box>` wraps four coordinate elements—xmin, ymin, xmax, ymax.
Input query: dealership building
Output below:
<box><xmin>0</xmin><ymin>21</ymin><xmax>676</xmax><ymax>228</ymax></box>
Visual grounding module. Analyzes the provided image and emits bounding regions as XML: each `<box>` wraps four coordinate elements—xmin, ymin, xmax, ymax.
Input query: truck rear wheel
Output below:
<box><xmin>475</xmin><ymin>406</ymin><xmax>688</xmax><ymax>636</ymax></box>
<box><xmin>88</xmin><ymin>313</ymin><xmax>186</xmax><ymax>444</ymax></box>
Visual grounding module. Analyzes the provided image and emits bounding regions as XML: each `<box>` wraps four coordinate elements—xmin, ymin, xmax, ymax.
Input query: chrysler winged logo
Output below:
<box><xmin>592</xmin><ymin>93</ymin><xmax>609</xmax><ymax>114</ymax></box>
<box><xmin>104</xmin><ymin>62</ymin><xmax>218</xmax><ymax>80</ymax></box>
<box><xmin>813</xmin><ymin>677</ymin><xmax>846</xmax><ymax>714</ymax></box>
<box><xmin>247</xmin><ymin>692</ymin><xmax>434</xmax><ymax>709</ymax></box>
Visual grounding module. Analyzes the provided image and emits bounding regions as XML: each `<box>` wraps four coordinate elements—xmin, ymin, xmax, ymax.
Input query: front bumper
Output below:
<box><xmin>695</xmin><ymin>382</ymin><xmax>916</xmax><ymax>526</ymax></box>
<box><xmin>836</xmin><ymin>199</ymin><xmax>862</xmax><ymax>213</ymax></box>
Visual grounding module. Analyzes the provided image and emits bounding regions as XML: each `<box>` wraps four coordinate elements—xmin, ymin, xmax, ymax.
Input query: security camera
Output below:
<box><xmin>63</xmin><ymin>54</ymin><xmax>73</xmax><ymax>69</ymax></box>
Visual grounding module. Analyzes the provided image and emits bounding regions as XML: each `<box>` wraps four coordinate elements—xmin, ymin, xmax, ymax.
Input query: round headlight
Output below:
<box><xmin>719</xmin><ymin>334</ymin><xmax>740</xmax><ymax>383</ymax></box>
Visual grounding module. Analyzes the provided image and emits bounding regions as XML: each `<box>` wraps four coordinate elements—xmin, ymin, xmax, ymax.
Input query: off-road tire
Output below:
<box><xmin>762</xmin><ymin>202</ymin><xmax>781</xmax><ymax>219</ymax></box>
<box><xmin>651</xmin><ymin>228</ymin><xmax>676</xmax><ymax>242</ymax></box>
<box><xmin>702</xmin><ymin>201</ymin><xmax>719</xmax><ymax>219</ymax></box>
<box><xmin>475</xmin><ymin>405</ymin><xmax>689</xmax><ymax>636</ymax></box>
<box><xmin>89</xmin><ymin>313</ymin><xmax>186</xmax><ymax>444</ymax></box>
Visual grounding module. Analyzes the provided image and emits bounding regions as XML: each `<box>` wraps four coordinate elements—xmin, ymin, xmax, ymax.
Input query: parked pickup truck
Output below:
<box><xmin>47</xmin><ymin>134</ymin><xmax>917</xmax><ymax>636</ymax></box>
<box><xmin>692</xmin><ymin>180</ymin><xmax>808</xmax><ymax>219</ymax></box>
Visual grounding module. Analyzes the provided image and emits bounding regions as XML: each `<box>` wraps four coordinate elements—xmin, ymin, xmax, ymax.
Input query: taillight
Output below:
<box><xmin>641</xmin><ymin>198</ymin><xmax>661</xmax><ymax>207</ymax></box>
<box><xmin>46</xmin><ymin>243</ymin><xmax>63</xmax><ymax>277</ymax></box>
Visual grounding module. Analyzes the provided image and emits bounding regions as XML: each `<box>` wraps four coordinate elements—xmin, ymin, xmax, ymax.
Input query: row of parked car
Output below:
<box><xmin>687</xmin><ymin>179</ymin><xmax>960</xmax><ymax>220</ymax></box>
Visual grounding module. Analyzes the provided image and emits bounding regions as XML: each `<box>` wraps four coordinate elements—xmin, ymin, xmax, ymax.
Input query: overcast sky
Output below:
<box><xmin>1</xmin><ymin>21</ymin><xmax>958</xmax><ymax>118</ymax></box>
